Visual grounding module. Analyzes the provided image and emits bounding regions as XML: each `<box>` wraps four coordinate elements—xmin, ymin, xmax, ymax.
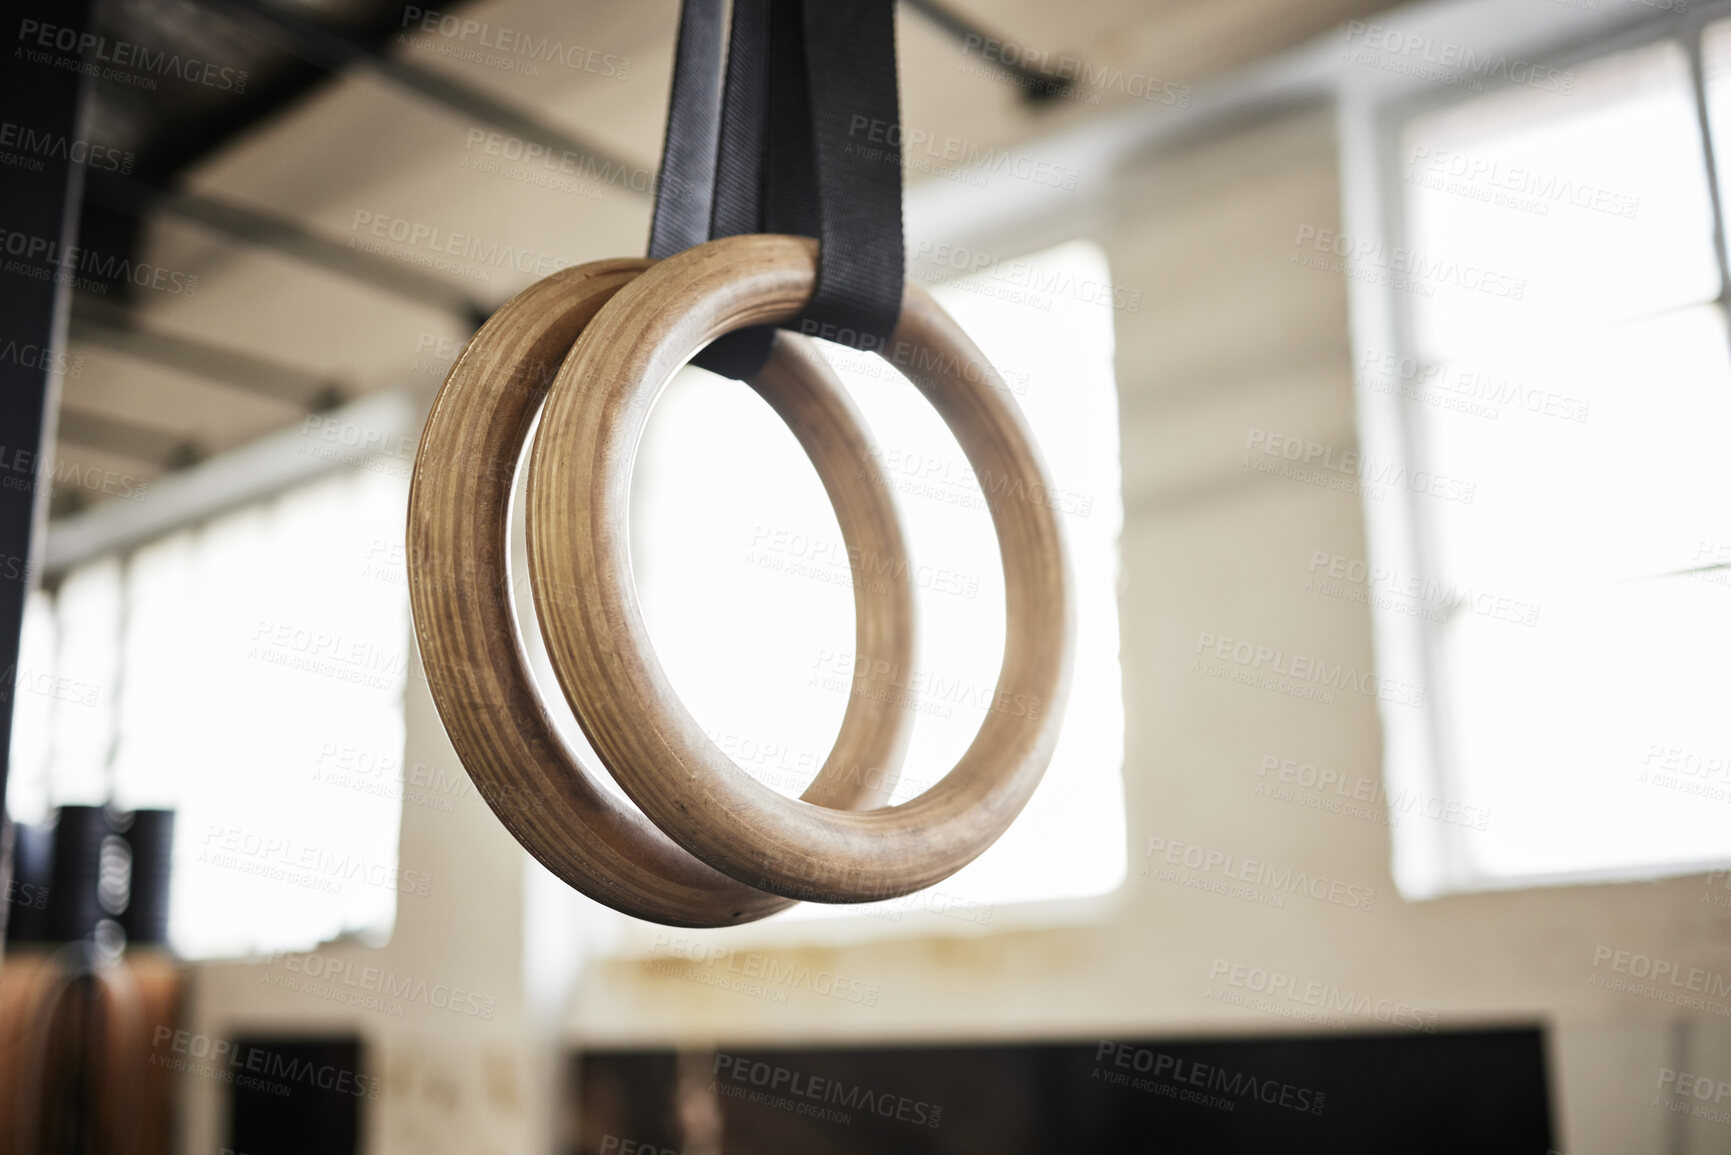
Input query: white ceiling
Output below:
<box><xmin>53</xmin><ymin>0</ymin><xmax>1399</xmax><ymax>516</ymax></box>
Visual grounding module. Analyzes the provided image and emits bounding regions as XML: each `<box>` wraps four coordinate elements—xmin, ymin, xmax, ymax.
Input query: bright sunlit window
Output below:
<box><xmin>626</xmin><ymin>238</ymin><xmax>1127</xmax><ymax>921</ymax></box>
<box><xmin>1374</xmin><ymin>28</ymin><xmax>1731</xmax><ymax>891</ymax></box>
<box><xmin>7</xmin><ymin>467</ymin><xmax>411</xmax><ymax>958</ymax></box>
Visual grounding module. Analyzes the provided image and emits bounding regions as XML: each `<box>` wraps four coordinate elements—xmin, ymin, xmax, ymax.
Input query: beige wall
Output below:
<box><xmin>180</xmin><ymin>100</ymin><xmax>1731</xmax><ymax>1155</ymax></box>
<box><xmin>180</xmin><ymin>670</ymin><xmax>541</xmax><ymax>1155</ymax></box>
<box><xmin>561</xmin><ymin>102</ymin><xmax>1731</xmax><ymax>1153</ymax></box>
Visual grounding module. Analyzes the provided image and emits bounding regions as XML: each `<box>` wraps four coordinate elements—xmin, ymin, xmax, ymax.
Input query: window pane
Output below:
<box><xmin>49</xmin><ymin>558</ymin><xmax>122</xmax><ymax>806</ymax></box>
<box><xmin>1400</xmin><ymin>39</ymin><xmax>1729</xmax><ymax>583</ymax></box>
<box><xmin>5</xmin><ymin>591</ymin><xmax>59</xmax><ymax>826</ymax></box>
<box><xmin>1438</xmin><ymin>574</ymin><xmax>1731</xmax><ymax>881</ymax></box>
<box><xmin>1384</xmin><ymin>35</ymin><xmax>1731</xmax><ymax>892</ymax></box>
<box><xmin>1416</xmin><ymin>304</ymin><xmax>1731</xmax><ymax>589</ymax></box>
<box><xmin>112</xmin><ymin>468</ymin><xmax>411</xmax><ymax>959</ymax></box>
<box><xmin>1403</xmin><ymin>39</ymin><xmax>1717</xmax><ymax>357</ymax></box>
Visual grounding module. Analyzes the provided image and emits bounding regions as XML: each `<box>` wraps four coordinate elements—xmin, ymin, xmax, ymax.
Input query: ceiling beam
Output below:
<box><xmin>901</xmin><ymin>0</ymin><xmax>1076</xmax><ymax>102</ymax></box>
<box><xmin>83</xmin><ymin>169</ymin><xmax>490</xmax><ymax>322</ymax></box>
<box><xmin>70</xmin><ymin>301</ymin><xmax>346</xmax><ymax>413</ymax></box>
<box><xmin>55</xmin><ymin>408</ymin><xmax>199</xmax><ymax>471</ymax></box>
<box><xmin>194</xmin><ymin>0</ymin><xmax>648</xmax><ymax>193</ymax></box>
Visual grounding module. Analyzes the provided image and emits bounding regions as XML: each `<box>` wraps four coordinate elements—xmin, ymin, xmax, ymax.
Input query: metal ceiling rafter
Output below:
<box><xmin>191</xmin><ymin>0</ymin><xmax>648</xmax><ymax>190</ymax></box>
<box><xmin>70</xmin><ymin>300</ymin><xmax>347</xmax><ymax>413</ymax></box>
<box><xmin>82</xmin><ymin>169</ymin><xmax>489</xmax><ymax>321</ymax></box>
<box><xmin>55</xmin><ymin>408</ymin><xmax>200</xmax><ymax>471</ymax></box>
<box><xmin>75</xmin><ymin>0</ymin><xmax>1081</xmax><ymax>327</ymax></box>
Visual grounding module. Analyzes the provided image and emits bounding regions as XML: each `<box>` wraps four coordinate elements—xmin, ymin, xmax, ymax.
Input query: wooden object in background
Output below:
<box><xmin>0</xmin><ymin>948</ymin><xmax>183</xmax><ymax>1155</ymax></box>
<box><xmin>527</xmin><ymin>235</ymin><xmax>1074</xmax><ymax>904</ymax></box>
<box><xmin>407</xmin><ymin>259</ymin><xmax>916</xmax><ymax>927</ymax></box>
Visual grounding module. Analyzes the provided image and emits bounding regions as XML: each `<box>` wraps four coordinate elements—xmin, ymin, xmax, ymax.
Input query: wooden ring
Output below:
<box><xmin>527</xmin><ymin>234</ymin><xmax>1074</xmax><ymax>903</ymax></box>
<box><xmin>407</xmin><ymin>258</ymin><xmax>916</xmax><ymax>926</ymax></box>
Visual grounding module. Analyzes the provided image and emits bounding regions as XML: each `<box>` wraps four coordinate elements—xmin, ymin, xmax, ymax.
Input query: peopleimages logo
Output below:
<box><xmin>1143</xmin><ymin>835</ymin><xmax>1377</xmax><ymax>911</ymax></box>
<box><xmin>845</xmin><ymin>116</ymin><xmax>1082</xmax><ymax>190</ymax></box>
<box><xmin>149</xmin><ymin>1027</ymin><xmax>378</xmax><ymax>1099</ymax></box>
<box><xmin>909</xmin><ymin>240</ymin><xmax>1143</xmax><ymax>313</ymax></box>
<box><xmin>1654</xmin><ymin>1066</ymin><xmax>1731</xmax><ymax>1126</ymax></box>
<box><xmin>1356</xmin><ymin>348</ymin><xmax>1590</xmax><ymax>425</ymax></box>
<box><xmin>1641</xmin><ymin>743</ymin><xmax>1731</xmax><ymax>785</ymax></box>
<box><xmin>859</xmin><ymin>442</ymin><xmax>1096</xmax><ymax>518</ymax></box>
<box><xmin>0</xmin><ymin>442</ymin><xmax>149</xmax><ymax>503</ymax></box>
<box><xmin>1245</xmin><ymin>427</ymin><xmax>1479</xmax><ymax>505</ymax></box>
<box><xmin>810</xmin><ymin>647</ymin><xmax>1045</xmax><ymax>722</ymax></box>
<box><xmin>1658</xmin><ymin>1067</ymin><xmax>1731</xmax><ymax>1105</ymax></box>
<box><xmin>270</xmin><ymin>950</ymin><xmax>497</xmax><ymax>1019</ymax></box>
<box><xmin>712</xmin><ymin>1053</ymin><xmax>942</xmax><ymax>1128</ymax></box>
<box><xmin>749</xmin><ymin>523</ymin><xmax>981</xmax><ymax>599</ymax></box>
<box><xmin>17</xmin><ymin>19</ymin><xmax>250</xmax><ymax>91</ymax></box>
<box><xmin>4</xmin><ymin>878</ymin><xmax>47</xmax><ymax>911</ymax></box>
<box><xmin>2</xmin><ymin>663</ymin><xmax>100</xmax><ymax>709</ymax></box>
<box><xmin>248</xmin><ymin>617</ymin><xmax>413</xmax><ymax>694</ymax></box>
<box><xmin>399</xmin><ymin>6</ymin><xmax>631</xmax><ymax>79</ymax></box>
<box><xmin>1257</xmin><ymin>754</ymin><xmax>1491</xmax><ymax>831</ymax></box>
<box><xmin>598</xmin><ymin>1139</ymin><xmax>682</xmax><ymax>1155</ymax></box>
<box><xmin>1306</xmin><ymin>549</ymin><xmax>1539</xmax><ymax>629</ymax></box>
<box><xmin>0</xmin><ymin>337</ymin><xmax>85</xmax><ymax>379</ymax></box>
<box><xmin>1208</xmin><ymin>959</ymin><xmax>1439</xmax><ymax>1033</ymax></box>
<box><xmin>1192</xmin><ymin>630</ymin><xmax>1427</xmax><ymax>708</ymax></box>
<box><xmin>1094</xmin><ymin>1041</ymin><xmax>1326</xmax><ymax>1115</ymax></box>
<box><xmin>0</xmin><ymin>227</ymin><xmax>199</xmax><ymax>297</ymax></box>
<box><xmin>1292</xmin><ymin>224</ymin><xmax>1526</xmax><ymax>301</ymax></box>
<box><xmin>1590</xmin><ymin>945</ymin><xmax>1731</xmax><ymax>998</ymax></box>
<box><xmin>1407</xmin><ymin>145</ymin><xmax>1640</xmax><ymax>220</ymax></box>
<box><xmin>200</xmin><ymin>822</ymin><xmax>432</xmax><ymax>897</ymax></box>
<box><xmin>0</xmin><ymin>121</ymin><xmax>134</xmax><ymax>174</ymax></box>
<box><xmin>959</xmin><ymin>34</ymin><xmax>1191</xmax><ymax>107</ymax></box>
<box><xmin>459</xmin><ymin>130</ymin><xmax>660</xmax><ymax>200</ymax></box>
<box><xmin>348</xmin><ymin>209</ymin><xmax>572</xmax><ymax>280</ymax></box>
<box><xmin>647</xmin><ymin>933</ymin><xmax>881</xmax><ymax>1006</ymax></box>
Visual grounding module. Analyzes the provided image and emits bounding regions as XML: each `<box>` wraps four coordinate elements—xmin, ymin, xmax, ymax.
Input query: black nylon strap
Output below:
<box><xmin>708</xmin><ymin>0</ymin><xmax>769</xmax><ymax>240</ymax></box>
<box><xmin>798</xmin><ymin>0</ymin><xmax>904</xmax><ymax>354</ymax></box>
<box><xmin>647</xmin><ymin>0</ymin><xmax>726</xmax><ymax>259</ymax></box>
<box><xmin>762</xmin><ymin>0</ymin><xmax>820</xmax><ymax>241</ymax></box>
<box><xmin>692</xmin><ymin>0</ymin><xmax>778</xmax><ymax>379</ymax></box>
<box><xmin>651</xmin><ymin>0</ymin><xmax>905</xmax><ymax>379</ymax></box>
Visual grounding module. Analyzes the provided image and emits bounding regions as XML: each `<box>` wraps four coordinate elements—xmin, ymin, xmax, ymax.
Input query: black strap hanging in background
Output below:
<box><xmin>649</xmin><ymin>0</ymin><xmax>905</xmax><ymax>381</ymax></box>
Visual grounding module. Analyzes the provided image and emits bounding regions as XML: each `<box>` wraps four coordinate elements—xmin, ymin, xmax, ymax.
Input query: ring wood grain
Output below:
<box><xmin>407</xmin><ymin>258</ymin><xmax>916</xmax><ymax>926</ymax></box>
<box><xmin>527</xmin><ymin>234</ymin><xmax>1074</xmax><ymax>904</ymax></box>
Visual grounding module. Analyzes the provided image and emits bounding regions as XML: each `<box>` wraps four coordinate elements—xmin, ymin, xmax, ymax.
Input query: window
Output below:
<box><xmin>610</xmin><ymin>238</ymin><xmax>1126</xmax><ymax>926</ymax></box>
<box><xmin>8</xmin><ymin>467</ymin><xmax>412</xmax><ymax>958</ymax></box>
<box><xmin>1355</xmin><ymin>11</ymin><xmax>1731</xmax><ymax>894</ymax></box>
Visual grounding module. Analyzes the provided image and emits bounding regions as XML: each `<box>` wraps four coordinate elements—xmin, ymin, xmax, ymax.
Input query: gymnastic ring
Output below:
<box><xmin>407</xmin><ymin>257</ymin><xmax>915</xmax><ymax>926</ymax></box>
<box><xmin>526</xmin><ymin>235</ymin><xmax>1073</xmax><ymax>904</ymax></box>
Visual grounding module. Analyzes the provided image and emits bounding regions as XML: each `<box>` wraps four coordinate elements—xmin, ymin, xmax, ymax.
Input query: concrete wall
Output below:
<box><xmin>179</xmin><ymin>670</ymin><xmax>541</xmax><ymax>1155</ymax></box>
<box><xmin>560</xmin><ymin>102</ymin><xmax>1731</xmax><ymax>1154</ymax></box>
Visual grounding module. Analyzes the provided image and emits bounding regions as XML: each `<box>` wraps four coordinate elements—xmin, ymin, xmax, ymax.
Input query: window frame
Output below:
<box><xmin>1340</xmin><ymin>0</ymin><xmax>1731</xmax><ymax>897</ymax></box>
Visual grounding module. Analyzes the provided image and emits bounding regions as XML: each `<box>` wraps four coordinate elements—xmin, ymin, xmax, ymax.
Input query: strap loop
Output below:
<box><xmin>651</xmin><ymin>0</ymin><xmax>905</xmax><ymax>379</ymax></box>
